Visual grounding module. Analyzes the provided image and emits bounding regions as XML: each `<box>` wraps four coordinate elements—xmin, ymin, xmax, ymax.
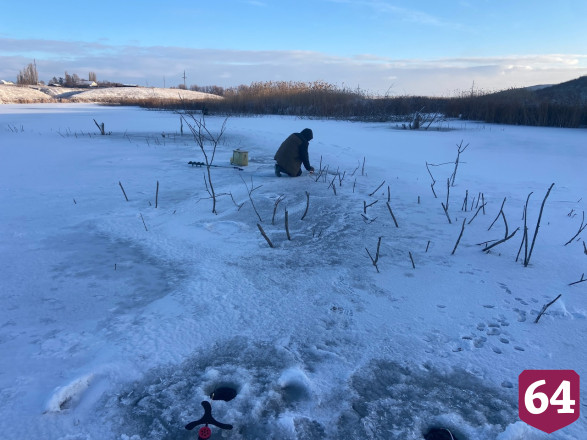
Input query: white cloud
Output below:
<box><xmin>1</xmin><ymin>38</ymin><xmax>585</xmax><ymax>96</ymax></box>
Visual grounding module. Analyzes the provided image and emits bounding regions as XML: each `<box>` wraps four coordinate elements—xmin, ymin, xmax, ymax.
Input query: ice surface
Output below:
<box><xmin>0</xmin><ymin>104</ymin><xmax>585</xmax><ymax>439</ymax></box>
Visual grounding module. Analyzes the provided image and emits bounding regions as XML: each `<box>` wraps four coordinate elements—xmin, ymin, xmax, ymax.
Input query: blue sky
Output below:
<box><xmin>1</xmin><ymin>0</ymin><xmax>586</xmax><ymax>95</ymax></box>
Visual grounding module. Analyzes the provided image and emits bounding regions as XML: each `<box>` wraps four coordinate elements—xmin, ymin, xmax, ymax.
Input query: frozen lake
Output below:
<box><xmin>0</xmin><ymin>104</ymin><xmax>585</xmax><ymax>439</ymax></box>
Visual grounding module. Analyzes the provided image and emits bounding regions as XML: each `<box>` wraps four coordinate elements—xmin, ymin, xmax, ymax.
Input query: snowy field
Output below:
<box><xmin>0</xmin><ymin>104</ymin><xmax>585</xmax><ymax>440</ymax></box>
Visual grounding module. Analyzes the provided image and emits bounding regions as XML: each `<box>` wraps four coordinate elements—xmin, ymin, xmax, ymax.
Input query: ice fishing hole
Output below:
<box><xmin>423</xmin><ymin>427</ymin><xmax>463</xmax><ymax>440</ymax></box>
<box><xmin>209</xmin><ymin>385</ymin><xmax>238</xmax><ymax>402</ymax></box>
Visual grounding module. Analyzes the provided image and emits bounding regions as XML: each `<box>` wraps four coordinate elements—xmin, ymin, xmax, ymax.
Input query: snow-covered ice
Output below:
<box><xmin>0</xmin><ymin>104</ymin><xmax>585</xmax><ymax>439</ymax></box>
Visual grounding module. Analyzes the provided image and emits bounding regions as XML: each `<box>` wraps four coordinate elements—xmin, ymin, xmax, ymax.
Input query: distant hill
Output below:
<box><xmin>534</xmin><ymin>75</ymin><xmax>587</xmax><ymax>104</ymax></box>
<box><xmin>443</xmin><ymin>76</ymin><xmax>587</xmax><ymax>127</ymax></box>
<box><xmin>483</xmin><ymin>76</ymin><xmax>587</xmax><ymax>104</ymax></box>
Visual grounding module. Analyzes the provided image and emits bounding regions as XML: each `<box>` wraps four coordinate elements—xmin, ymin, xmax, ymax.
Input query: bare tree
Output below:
<box><xmin>182</xmin><ymin>114</ymin><xmax>228</xmax><ymax>214</ymax></box>
<box><xmin>17</xmin><ymin>62</ymin><xmax>39</xmax><ymax>85</ymax></box>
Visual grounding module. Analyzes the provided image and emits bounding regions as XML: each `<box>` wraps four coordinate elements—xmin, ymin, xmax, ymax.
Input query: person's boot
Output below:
<box><xmin>274</xmin><ymin>164</ymin><xmax>282</xmax><ymax>177</ymax></box>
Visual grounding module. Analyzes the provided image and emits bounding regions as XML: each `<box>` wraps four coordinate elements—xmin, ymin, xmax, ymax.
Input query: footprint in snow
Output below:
<box><xmin>473</xmin><ymin>336</ymin><xmax>487</xmax><ymax>348</ymax></box>
<box><xmin>513</xmin><ymin>308</ymin><xmax>527</xmax><ymax>322</ymax></box>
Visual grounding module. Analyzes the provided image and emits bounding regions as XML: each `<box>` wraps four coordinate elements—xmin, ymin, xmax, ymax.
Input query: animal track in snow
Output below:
<box><xmin>498</xmin><ymin>282</ymin><xmax>512</xmax><ymax>294</ymax></box>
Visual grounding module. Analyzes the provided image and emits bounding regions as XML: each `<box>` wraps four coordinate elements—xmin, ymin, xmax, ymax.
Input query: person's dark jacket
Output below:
<box><xmin>274</xmin><ymin>129</ymin><xmax>313</xmax><ymax>176</ymax></box>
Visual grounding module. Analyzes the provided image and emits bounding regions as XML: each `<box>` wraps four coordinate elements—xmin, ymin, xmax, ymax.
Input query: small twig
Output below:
<box><xmin>535</xmin><ymin>294</ymin><xmax>562</xmax><ymax>323</ymax></box>
<box><xmin>351</xmin><ymin>160</ymin><xmax>360</xmax><ymax>177</ymax></box>
<box><xmin>301</xmin><ymin>191</ymin><xmax>310</xmax><ymax>220</ymax></box>
<box><xmin>369</xmin><ymin>180</ymin><xmax>385</xmax><ymax>197</ymax></box>
<box><xmin>450</xmin><ymin>140</ymin><xmax>469</xmax><ymax>187</ymax></box>
<box><xmin>314</xmin><ymin>167</ymin><xmax>325</xmax><ymax>182</ymax></box>
<box><xmin>525</xmin><ymin>183</ymin><xmax>555</xmax><ymax>267</ymax></box>
<box><xmin>468</xmin><ymin>202</ymin><xmax>487</xmax><ymax>224</ymax></box>
<box><xmin>569</xmin><ymin>273</ymin><xmax>586</xmax><ymax>286</ymax></box>
<box><xmin>93</xmin><ymin>119</ymin><xmax>106</xmax><ymax>135</ymax></box>
<box><xmin>228</xmin><ymin>192</ymin><xmax>245</xmax><ymax>210</ymax></box>
<box><xmin>583</xmin><ymin>240</ymin><xmax>587</xmax><ymax>255</ymax></box>
<box><xmin>140</xmin><ymin>213</ymin><xmax>148</xmax><ymax>231</ymax></box>
<box><xmin>155</xmin><ymin>180</ymin><xmax>159</xmax><ymax>208</ymax></box>
<box><xmin>425</xmin><ymin>161</ymin><xmax>436</xmax><ymax>183</ymax></box>
<box><xmin>119</xmin><ymin>181</ymin><xmax>129</xmax><ymax>202</ymax></box>
<box><xmin>327</xmin><ymin>173</ymin><xmax>336</xmax><ymax>189</ymax></box>
<box><xmin>361</xmin><ymin>157</ymin><xmax>366</xmax><ymax>176</ymax></box>
<box><xmin>272</xmin><ymin>195</ymin><xmax>285</xmax><ymax>225</ymax></box>
<box><xmin>461</xmin><ymin>189</ymin><xmax>469</xmax><ymax>211</ymax></box>
<box><xmin>517</xmin><ymin>192</ymin><xmax>533</xmax><ymax>262</ymax></box>
<box><xmin>409</xmin><ymin>252</ymin><xmax>416</xmax><ymax>269</ymax></box>
<box><xmin>445</xmin><ymin>178</ymin><xmax>451</xmax><ymax>210</ymax></box>
<box><xmin>240</xmin><ymin>175</ymin><xmax>263</xmax><ymax>222</ymax></box>
<box><xmin>365</xmin><ymin>236</ymin><xmax>382</xmax><ymax>273</ymax></box>
<box><xmin>483</xmin><ymin>227</ymin><xmax>520</xmax><ymax>252</ymax></box>
<box><xmin>361</xmin><ymin>214</ymin><xmax>377</xmax><ymax>224</ymax></box>
<box><xmin>285</xmin><ymin>209</ymin><xmax>291</xmax><ymax>240</ymax></box>
<box><xmin>386</xmin><ymin>202</ymin><xmax>399</xmax><ymax>227</ymax></box>
<box><xmin>451</xmin><ymin>218</ymin><xmax>466</xmax><ymax>255</ymax></box>
<box><xmin>488</xmin><ymin>197</ymin><xmax>506</xmax><ymax>231</ymax></box>
<box><xmin>564</xmin><ymin>211</ymin><xmax>586</xmax><ymax>246</ymax></box>
<box><xmin>501</xmin><ymin>210</ymin><xmax>509</xmax><ymax>239</ymax></box>
<box><xmin>425</xmin><ymin>162</ymin><xmax>437</xmax><ymax>198</ymax></box>
<box><xmin>257</xmin><ymin>223</ymin><xmax>274</xmax><ymax>248</ymax></box>
<box><xmin>441</xmin><ymin>202</ymin><xmax>452</xmax><ymax>224</ymax></box>
<box><xmin>425</xmin><ymin>240</ymin><xmax>431</xmax><ymax>253</ymax></box>
<box><xmin>364</xmin><ymin>199</ymin><xmax>379</xmax><ymax>214</ymax></box>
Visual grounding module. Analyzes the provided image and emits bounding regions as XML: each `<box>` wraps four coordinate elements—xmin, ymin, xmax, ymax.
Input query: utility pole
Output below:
<box><xmin>182</xmin><ymin>70</ymin><xmax>186</xmax><ymax>88</ymax></box>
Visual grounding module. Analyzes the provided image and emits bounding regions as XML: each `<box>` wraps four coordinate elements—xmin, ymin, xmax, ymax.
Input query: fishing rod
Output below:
<box><xmin>188</xmin><ymin>161</ymin><xmax>244</xmax><ymax>171</ymax></box>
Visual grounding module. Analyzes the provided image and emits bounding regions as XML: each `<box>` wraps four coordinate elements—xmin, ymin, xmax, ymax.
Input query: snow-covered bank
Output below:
<box><xmin>0</xmin><ymin>104</ymin><xmax>585</xmax><ymax>439</ymax></box>
<box><xmin>0</xmin><ymin>84</ymin><xmax>220</xmax><ymax>104</ymax></box>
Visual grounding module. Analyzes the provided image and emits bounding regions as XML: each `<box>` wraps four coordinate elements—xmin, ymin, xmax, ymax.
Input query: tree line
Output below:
<box><xmin>12</xmin><ymin>62</ymin><xmax>586</xmax><ymax>128</ymax></box>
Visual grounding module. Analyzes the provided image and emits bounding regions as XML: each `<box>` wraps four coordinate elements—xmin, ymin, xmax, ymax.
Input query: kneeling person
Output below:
<box><xmin>274</xmin><ymin>128</ymin><xmax>315</xmax><ymax>177</ymax></box>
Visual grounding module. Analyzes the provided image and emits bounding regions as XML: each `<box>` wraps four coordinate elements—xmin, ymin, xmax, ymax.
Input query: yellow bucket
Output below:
<box><xmin>230</xmin><ymin>149</ymin><xmax>249</xmax><ymax>166</ymax></box>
